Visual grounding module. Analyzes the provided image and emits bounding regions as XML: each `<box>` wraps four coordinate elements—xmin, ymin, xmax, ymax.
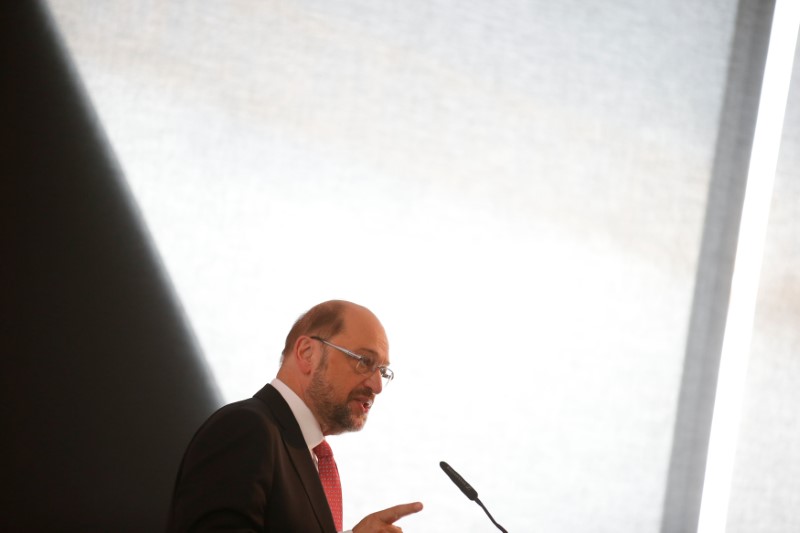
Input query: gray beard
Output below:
<box><xmin>307</xmin><ymin>358</ymin><xmax>366</xmax><ymax>435</ymax></box>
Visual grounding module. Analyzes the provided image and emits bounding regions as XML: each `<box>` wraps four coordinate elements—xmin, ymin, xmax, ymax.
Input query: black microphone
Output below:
<box><xmin>440</xmin><ymin>460</ymin><xmax>478</xmax><ymax>500</ymax></box>
<box><xmin>439</xmin><ymin>461</ymin><xmax>508</xmax><ymax>532</ymax></box>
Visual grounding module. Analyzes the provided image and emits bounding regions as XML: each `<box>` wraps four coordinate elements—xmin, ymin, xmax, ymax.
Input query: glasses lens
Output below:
<box><xmin>344</xmin><ymin>347</ymin><xmax>392</xmax><ymax>384</ymax></box>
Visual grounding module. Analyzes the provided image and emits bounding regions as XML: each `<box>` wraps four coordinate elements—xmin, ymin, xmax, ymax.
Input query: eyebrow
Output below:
<box><xmin>356</xmin><ymin>347</ymin><xmax>390</xmax><ymax>366</ymax></box>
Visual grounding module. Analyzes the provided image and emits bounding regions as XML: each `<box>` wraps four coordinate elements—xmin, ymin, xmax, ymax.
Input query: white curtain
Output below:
<box><xmin>44</xmin><ymin>1</ymin><xmax>796</xmax><ymax>531</ymax></box>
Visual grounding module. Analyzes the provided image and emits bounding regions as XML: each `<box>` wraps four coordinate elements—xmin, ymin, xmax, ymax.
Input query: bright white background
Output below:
<box><xmin>44</xmin><ymin>1</ymin><xmax>800</xmax><ymax>531</ymax></box>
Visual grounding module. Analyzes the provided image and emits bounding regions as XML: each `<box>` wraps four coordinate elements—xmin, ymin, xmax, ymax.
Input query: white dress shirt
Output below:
<box><xmin>270</xmin><ymin>378</ymin><xmax>353</xmax><ymax>533</ymax></box>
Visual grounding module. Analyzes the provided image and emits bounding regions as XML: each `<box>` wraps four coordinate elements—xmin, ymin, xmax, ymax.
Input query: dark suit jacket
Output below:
<box><xmin>166</xmin><ymin>384</ymin><xmax>337</xmax><ymax>532</ymax></box>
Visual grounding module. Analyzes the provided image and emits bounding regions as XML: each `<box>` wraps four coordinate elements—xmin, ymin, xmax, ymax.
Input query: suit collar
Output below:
<box><xmin>254</xmin><ymin>384</ymin><xmax>338</xmax><ymax>532</ymax></box>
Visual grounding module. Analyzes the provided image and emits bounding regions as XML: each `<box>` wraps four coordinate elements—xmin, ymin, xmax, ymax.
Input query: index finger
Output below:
<box><xmin>377</xmin><ymin>502</ymin><xmax>424</xmax><ymax>523</ymax></box>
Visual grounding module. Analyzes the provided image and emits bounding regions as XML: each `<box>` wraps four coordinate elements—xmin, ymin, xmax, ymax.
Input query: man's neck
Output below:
<box><xmin>270</xmin><ymin>378</ymin><xmax>324</xmax><ymax>448</ymax></box>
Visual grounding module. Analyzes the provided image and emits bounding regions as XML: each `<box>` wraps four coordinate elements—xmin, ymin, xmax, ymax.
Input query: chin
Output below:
<box><xmin>347</xmin><ymin>415</ymin><xmax>368</xmax><ymax>433</ymax></box>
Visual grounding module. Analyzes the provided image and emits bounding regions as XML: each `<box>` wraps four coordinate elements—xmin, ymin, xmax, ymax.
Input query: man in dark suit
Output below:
<box><xmin>166</xmin><ymin>300</ymin><xmax>423</xmax><ymax>532</ymax></box>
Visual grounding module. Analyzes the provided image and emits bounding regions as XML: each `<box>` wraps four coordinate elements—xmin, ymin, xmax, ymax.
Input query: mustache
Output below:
<box><xmin>348</xmin><ymin>387</ymin><xmax>375</xmax><ymax>402</ymax></box>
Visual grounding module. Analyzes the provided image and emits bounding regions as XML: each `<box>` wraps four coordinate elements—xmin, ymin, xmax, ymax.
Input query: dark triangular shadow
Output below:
<box><xmin>1</xmin><ymin>2</ymin><xmax>222</xmax><ymax>530</ymax></box>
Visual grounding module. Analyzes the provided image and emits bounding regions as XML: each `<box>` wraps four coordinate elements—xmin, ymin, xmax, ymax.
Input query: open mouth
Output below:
<box><xmin>349</xmin><ymin>388</ymin><xmax>375</xmax><ymax>414</ymax></box>
<box><xmin>354</xmin><ymin>398</ymin><xmax>373</xmax><ymax>413</ymax></box>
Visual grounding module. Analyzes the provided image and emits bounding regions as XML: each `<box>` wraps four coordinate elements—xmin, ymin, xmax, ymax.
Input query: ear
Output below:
<box><xmin>293</xmin><ymin>335</ymin><xmax>317</xmax><ymax>375</ymax></box>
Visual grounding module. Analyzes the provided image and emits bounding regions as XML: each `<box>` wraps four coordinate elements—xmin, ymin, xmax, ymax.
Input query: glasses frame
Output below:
<box><xmin>309</xmin><ymin>335</ymin><xmax>394</xmax><ymax>384</ymax></box>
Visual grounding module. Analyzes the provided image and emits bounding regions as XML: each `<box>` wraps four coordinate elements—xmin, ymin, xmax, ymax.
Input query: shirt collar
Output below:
<box><xmin>271</xmin><ymin>378</ymin><xmax>324</xmax><ymax>450</ymax></box>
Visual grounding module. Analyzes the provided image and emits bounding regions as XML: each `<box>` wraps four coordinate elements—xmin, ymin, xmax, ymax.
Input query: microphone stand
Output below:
<box><xmin>475</xmin><ymin>498</ymin><xmax>508</xmax><ymax>533</ymax></box>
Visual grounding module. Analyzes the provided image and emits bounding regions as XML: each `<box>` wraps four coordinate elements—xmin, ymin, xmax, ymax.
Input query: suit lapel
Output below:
<box><xmin>255</xmin><ymin>384</ymin><xmax>337</xmax><ymax>532</ymax></box>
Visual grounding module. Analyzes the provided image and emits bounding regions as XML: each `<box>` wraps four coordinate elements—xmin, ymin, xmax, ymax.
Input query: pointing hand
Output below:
<box><xmin>352</xmin><ymin>502</ymin><xmax>423</xmax><ymax>533</ymax></box>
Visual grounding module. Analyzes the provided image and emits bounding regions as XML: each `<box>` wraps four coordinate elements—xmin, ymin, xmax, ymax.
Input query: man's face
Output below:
<box><xmin>307</xmin><ymin>307</ymin><xmax>389</xmax><ymax>435</ymax></box>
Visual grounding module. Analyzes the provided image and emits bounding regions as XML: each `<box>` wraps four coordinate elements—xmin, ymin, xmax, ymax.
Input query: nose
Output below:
<box><xmin>365</xmin><ymin>367</ymin><xmax>383</xmax><ymax>394</ymax></box>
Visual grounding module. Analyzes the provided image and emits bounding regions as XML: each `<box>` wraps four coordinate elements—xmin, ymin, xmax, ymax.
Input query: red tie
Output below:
<box><xmin>313</xmin><ymin>440</ymin><xmax>343</xmax><ymax>531</ymax></box>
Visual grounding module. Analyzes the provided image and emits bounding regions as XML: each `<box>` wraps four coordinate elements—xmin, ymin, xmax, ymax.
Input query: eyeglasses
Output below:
<box><xmin>310</xmin><ymin>336</ymin><xmax>394</xmax><ymax>385</ymax></box>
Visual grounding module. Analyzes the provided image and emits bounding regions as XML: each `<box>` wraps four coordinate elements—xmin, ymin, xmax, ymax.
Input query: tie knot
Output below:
<box><xmin>313</xmin><ymin>439</ymin><xmax>333</xmax><ymax>459</ymax></box>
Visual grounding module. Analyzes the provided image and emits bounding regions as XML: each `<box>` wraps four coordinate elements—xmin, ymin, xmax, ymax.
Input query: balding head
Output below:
<box><xmin>282</xmin><ymin>300</ymin><xmax>345</xmax><ymax>360</ymax></box>
<box><xmin>281</xmin><ymin>300</ymin><xmax>386</xmax><ymax>361</ymax></box>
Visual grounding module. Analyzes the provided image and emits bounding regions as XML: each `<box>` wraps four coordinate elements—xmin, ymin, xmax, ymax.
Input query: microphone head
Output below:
<box><xmin>440</xmin><ymin>461</ymin><xmax>478</xmax><ymax>501</ymax></box>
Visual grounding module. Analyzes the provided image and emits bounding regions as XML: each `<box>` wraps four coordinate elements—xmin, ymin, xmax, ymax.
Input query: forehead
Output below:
<box><xmin>336</xmin><ymin>305</ymin><xmax>389</xmax><ymax>363</ymax></box>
